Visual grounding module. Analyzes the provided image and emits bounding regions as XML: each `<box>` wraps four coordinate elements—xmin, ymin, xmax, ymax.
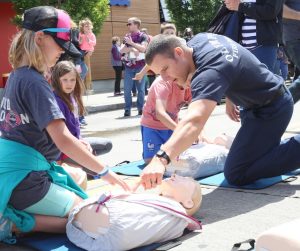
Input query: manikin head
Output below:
<box><xmin>145</xmin><ymin>34</ymin><xmax>194</xmax><ymax>88</ymax></box>
<box><xmin>72</xmin><ymin>175</ymin><xmax>202</xmax><ymax>239</ymax></box>
<box><xmin>160</xmin><ymin>174</ymin><xmax>202</xmax><ymax>216</ymax></box>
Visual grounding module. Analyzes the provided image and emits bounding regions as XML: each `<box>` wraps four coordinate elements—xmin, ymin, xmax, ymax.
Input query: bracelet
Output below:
<box><xmin>95</xmin><ymin>167</ymin><xmax>109</xmax><ymax>179</ymax></box>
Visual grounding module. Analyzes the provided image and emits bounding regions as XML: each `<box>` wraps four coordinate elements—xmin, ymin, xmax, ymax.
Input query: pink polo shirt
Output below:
<box><xmin>141</xmin><ymin>76</ymin><xmax>191</xmax><ymax>130</ymax></box>
<box><xmin>79</xmin><ymin>32</ymin><xmax>96</xmax><ymax>52</ymax></box>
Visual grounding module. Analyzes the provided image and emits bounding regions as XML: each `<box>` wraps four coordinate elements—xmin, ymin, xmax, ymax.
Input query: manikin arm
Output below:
<box><xmin>73</xmin><ymin>203</ymin><xmax>110</xmax><ymax>238</ymax></box>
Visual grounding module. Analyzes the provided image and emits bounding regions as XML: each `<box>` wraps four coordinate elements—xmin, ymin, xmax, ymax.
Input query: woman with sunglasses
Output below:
<box><xmin>0</xmin><ymin>6</ymin><xmax>129</xmax><ymax>243</ymax></box>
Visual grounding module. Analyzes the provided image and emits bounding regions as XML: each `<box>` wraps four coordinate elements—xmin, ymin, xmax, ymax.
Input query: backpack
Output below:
<box><xmin>207</xmin><ymin>3</ymin><xmax>243</xmax><ymax>42</ymax></box>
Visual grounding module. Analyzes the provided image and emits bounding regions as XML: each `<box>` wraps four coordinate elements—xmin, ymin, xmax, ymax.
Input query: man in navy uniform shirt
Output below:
<box><xmin>139</xmin><ymin>33</ymin><xmax>300</xmax><ymax>190</ymax></box>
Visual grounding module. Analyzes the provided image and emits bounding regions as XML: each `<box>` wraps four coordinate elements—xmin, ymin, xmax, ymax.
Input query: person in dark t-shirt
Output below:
<box><xmin>0</xmin><ymin>6</ymin><xmax>129</xmax><ymax>241</ymax></box>
<box><xmin>138</xmin><ymin>33</ymin><xmax>300</xmax><ymax>190</ymax></box>
<box><xmin>283</xmin><ymin>0</ymin><xmax>300</xmax><ymax>102</ymax></box>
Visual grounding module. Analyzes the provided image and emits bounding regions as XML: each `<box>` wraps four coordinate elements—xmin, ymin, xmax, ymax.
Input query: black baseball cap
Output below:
<box><xmin>22</xmin><ymin>6</ymin><xmax>81</xmax><ymax>57</ymax></box>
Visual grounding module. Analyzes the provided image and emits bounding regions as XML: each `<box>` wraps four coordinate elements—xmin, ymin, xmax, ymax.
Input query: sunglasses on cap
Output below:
<box><xmin>40</xmin><ymin>27</ymin><xmax>76</xmax><ymax>56</ymax></box>
<box><xmin>40</xmin><ymin>27</ymin><xmax>71</xmax><ymax>40</ymax></box>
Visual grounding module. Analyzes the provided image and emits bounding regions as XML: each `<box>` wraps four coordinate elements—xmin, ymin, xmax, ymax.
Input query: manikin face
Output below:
<box><xmin>150</xmin><ymin>48</ymin><xmax>191</xmax><ymax>88</ymax></box>
<box><xmin>37</xmin><ymin>33</ymin><xmax>64</xmax><ymax>68</ymax></box>
<box><xmin>160</xmin><ymin>174</ymin><xmax>195</xmax><ymax>209</ymax></box>
<box><xmin>60</xmin><ymin>71</ymin><xmax>77</xmax><ymax>94</ymax></box>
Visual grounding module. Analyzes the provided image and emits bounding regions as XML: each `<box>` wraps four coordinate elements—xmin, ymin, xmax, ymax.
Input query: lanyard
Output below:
<box><xmin>95</xmin><ymin>193</ymin><xmax>202</xmax><ymax>230</ymax></box>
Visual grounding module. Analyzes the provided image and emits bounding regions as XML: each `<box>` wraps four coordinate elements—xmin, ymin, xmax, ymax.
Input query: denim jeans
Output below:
<box><xmin>285</xmin><ymin>39</ymin><xmax>300</xmax><ymax>103</ymax></box>
<box><xmin>124</xmin><ymin>65</ymin><xmax>146</xmax><ymax>112</ymax></box>
<box><xmin>274</xmin><ymin>59</ymin><xmax>288</xmax><ymax>81</ymax></box>
<box><xmin>224</xmin><ymin>89</ymin><xmax>300</xmax><ymax>186</ymax></box>
<box><xmin>80</xmin><ymin>60</ymin><xmax>88</xmax><ymax>80</ymax></box>
<box><xmin>249</xmin><ymin>45</ymin><xmax>277</xmax><ymax>73</ymax></box>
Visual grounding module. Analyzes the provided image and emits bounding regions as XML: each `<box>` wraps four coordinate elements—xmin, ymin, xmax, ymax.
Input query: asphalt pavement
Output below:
<box><xmin>80</xmin><ymin>81</ymin><xmax>300</xmax><ymax>251</ymax></box>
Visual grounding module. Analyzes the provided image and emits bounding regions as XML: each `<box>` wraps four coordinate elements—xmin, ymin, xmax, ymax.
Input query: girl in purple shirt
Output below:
<box><xmin>52</xmin><ymin>61</ymin><xmax>113</xmax><ymax>183</ymax></box>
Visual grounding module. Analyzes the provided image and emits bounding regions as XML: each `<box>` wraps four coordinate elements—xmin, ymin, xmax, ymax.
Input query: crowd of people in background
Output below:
<box><xmin>2</xmin><ymin>0</ymin><xmax>300</xmax><ymax>246</ymax></box>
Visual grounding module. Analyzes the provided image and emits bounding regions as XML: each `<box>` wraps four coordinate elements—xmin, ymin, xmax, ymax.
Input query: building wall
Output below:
<box><xmin>0</xmin><ymin>0</ymin><xmax>160</xmax><ymax>83</ymax></box>
<box><xmin>90</xmin><ymin>0</ymin><xmax>160</xmax><ymax>80</ymax></box>
<box><xmin>0</xmin><ymin>2</ymin><xmax>17</xmax><ymax>86</ymax></box>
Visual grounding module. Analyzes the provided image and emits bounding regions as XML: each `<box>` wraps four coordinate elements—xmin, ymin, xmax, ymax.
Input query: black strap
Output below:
<box><xmin>282</xmin><ymin>176</ymin><xmax>298</xmax><ymax>183</ymax></box>
<box><xmin>155</xmin><ymin>228</ymin><xmax>200</xmax><ymax>251</ymax></box>
<box><xmin>116</xmin><ymin>160</ymin><xmax>130</xmax><ymax>166</ymax></box>
<box><xmin>231</xmin><ymin>239</ymin><xmax>255</xmax><ymax>251</ymax></box>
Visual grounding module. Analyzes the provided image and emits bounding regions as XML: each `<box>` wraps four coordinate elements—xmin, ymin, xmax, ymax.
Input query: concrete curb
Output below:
<box><xmin>86</xmin><ymin>100</ymin><xmax>137</xmax><ymax>114</ymax></box>
<box><xmin>81</xmin><ymin>124</ymin><xmax>140</xmax><ymax>137</ymax></box>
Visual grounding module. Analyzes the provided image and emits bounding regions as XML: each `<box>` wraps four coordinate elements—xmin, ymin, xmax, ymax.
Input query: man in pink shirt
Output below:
<box><xmin>141</xmin><ymin>76</ymin><xmax>191</xmax><ymax>163</ymax></box>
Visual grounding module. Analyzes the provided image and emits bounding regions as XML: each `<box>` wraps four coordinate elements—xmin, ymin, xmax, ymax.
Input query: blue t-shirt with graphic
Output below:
<box><xmin>188</xmin><ymin>33</ymin><xmax>284</xmax><ymax>109</ymax></box>
<box><xmin>0</xmin><ymin>66</ymin><xmax>64</xmax><ymax>161</ymax></box>
<box><xmin>0</xmin><ymin>66</ymin><xmax>64</xmax><ymax>210</ymax></box>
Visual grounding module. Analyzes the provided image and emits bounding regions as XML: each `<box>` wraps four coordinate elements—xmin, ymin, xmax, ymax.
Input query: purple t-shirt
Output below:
<box><xmin>123</xmin><ymin>31</ymin><xmax>148</xmax><ymax>69</ymax></box>
<box><xmin>54</xmin><ymin>92</ymin><xmax>80</xmax><ymax>139</ymax></box>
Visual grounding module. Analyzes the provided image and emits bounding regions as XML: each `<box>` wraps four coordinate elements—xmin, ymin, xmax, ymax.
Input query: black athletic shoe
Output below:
<box><xmin>138</xmin><ymin>110</ymin><xmax>143</xmax><ymax>115</ymax></box>
<box><xmin>124</xmin><ymin>110</ymin><xmax>131</xmax><ymax>117</ymax></box>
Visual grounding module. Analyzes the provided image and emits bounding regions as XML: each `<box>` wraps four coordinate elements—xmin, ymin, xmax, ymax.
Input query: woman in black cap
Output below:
<box><xmin>0</xmin><ymin>6</ymin><xmax>129</xmax><ymax>243</ymax></box>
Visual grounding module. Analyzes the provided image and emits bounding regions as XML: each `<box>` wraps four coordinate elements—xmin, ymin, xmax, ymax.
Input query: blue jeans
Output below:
<box><xmin>124</xmin><ymin>65</ymin><xmax>146</xmax><ymax>112</ymax></box>
<box><xmin>224</xmin><ymin>89</ymin><xmax>300</xmax><ymax>186</ymax></box>
<box><xmin>80</xmin><ymin>60</ymin><xmax>88</xmax><ymax>80</ymax></box>
<box><xmin>250</xmin><ymin>45</ymin><xmax>277</xmax><ymax>73</ymax></box>
<box><xmin>285</xmin><ymin>39</ymin><xmax>300</xmax><ymax>103</ymax></box>
<box><xmin>274</xmin><ymin>59</ymin><xmax>289</xmax><ymax>81</ymax></box>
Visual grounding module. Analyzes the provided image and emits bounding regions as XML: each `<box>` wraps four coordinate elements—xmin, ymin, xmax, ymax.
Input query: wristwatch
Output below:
<box><xmin>156</xmin><ymin>149</ymin><xmax>171</xmax><ymax>165</ymax></box>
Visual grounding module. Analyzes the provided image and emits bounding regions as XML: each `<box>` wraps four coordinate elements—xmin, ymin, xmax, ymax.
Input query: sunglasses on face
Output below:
<box><xmin>126</xmin><ymin>23</ymin><xmax>133</xmax><ymax>26</ymax></box>
<box><xmin>40</xmin><ymin>27</ymin><xmax>74</xmax><ymax>54</ymax></box>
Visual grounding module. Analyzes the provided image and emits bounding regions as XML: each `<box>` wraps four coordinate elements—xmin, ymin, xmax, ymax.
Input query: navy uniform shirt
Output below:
<box><xmin>188</xmin><ymin>33</ymin><xmax>284</xmax><ymax>109</ymax></box>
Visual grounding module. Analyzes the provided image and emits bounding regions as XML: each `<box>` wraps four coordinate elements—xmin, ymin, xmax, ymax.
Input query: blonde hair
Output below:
<box><xmin>9</xmin><ymin>29</ymin><xmax>45</xmax><ymax>73</ymax></box>
<box><xmin>128</xmin><ymin>17</ymin><xmax>141</xmax><ymax>28</ymax></box>
<box><xmin>111</xmin><ymin>36</ymin><xmax>120</xmax><ymax>45</ymax></box>
<box><xmin>79</xmin><ymin>18</ymin><xmax>93</xmax><ymax>33</ymax></box>
<box><xmin>160</xmin><ymin>23</ymin><xmax>177</xmax><ymax>35</ymax></box>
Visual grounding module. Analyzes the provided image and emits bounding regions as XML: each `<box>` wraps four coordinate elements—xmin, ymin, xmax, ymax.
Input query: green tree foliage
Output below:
<box><xmin>11</xmin><ymin>0</ymin><xmax>110</xmax><ymax>35</ymax></box>
<box><xmin>165</xmin><ymin>0</ymin><xmax>223</xmax><ymax>34</ymax></box>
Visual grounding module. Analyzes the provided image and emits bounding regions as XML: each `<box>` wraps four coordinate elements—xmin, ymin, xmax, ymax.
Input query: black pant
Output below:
<box><xmin>113</xmin><ymin>66</ymin><xmax>123</xmax><ymax>93</ymax></box>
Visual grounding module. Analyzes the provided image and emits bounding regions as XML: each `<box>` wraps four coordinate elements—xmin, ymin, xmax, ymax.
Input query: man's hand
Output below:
<box><xmin>124</xmin><ymin>36</ymin><xmax>134</xmax><ymax>46</ymax></box>
<box><xmin>226</xmin><ymin>98</ymin><xmax>240</xmax><ymax>122</ymax></box>
<box><xmin>140</xmin><ymin>157</ymin><xmax>166</xmax><ymax>190</ymax></box>
<box><xmin>224</xmin><ymin>0</ymin><xmax>240</xmax><ymax>11</ymax></box>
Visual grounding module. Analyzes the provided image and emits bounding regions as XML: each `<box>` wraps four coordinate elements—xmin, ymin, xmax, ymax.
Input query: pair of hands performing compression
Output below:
<box><xmin>136</xmin><ymin>98</ymin><xmax>240</xmax><ymax>190</ymax></box>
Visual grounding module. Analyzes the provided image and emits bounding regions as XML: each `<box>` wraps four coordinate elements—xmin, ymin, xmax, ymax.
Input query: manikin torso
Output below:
<box><xmin>66</xmin><ymin>176</ymin><xmax>201</xmax><ymax>251</ymax></box>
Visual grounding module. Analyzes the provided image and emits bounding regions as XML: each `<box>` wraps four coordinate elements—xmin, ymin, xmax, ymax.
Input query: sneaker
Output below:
<box><xmin>124</xmin><ymin>110</ymin><xmax>131</xmax><ymax>117</ymax></box>
<box><xmin>138</xmin><ymin>110</ymin><xmax>143</xmax><ymax>115</ymax></box>
<box><xmin>114</xmin><ymin>92</ymin><xmax>123</xmax><ymax>96</ymax></box>
<box><xmin>79</xmin><ymin>116</ymin><xmax>88</xmax><ymax>126</ymax></box>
